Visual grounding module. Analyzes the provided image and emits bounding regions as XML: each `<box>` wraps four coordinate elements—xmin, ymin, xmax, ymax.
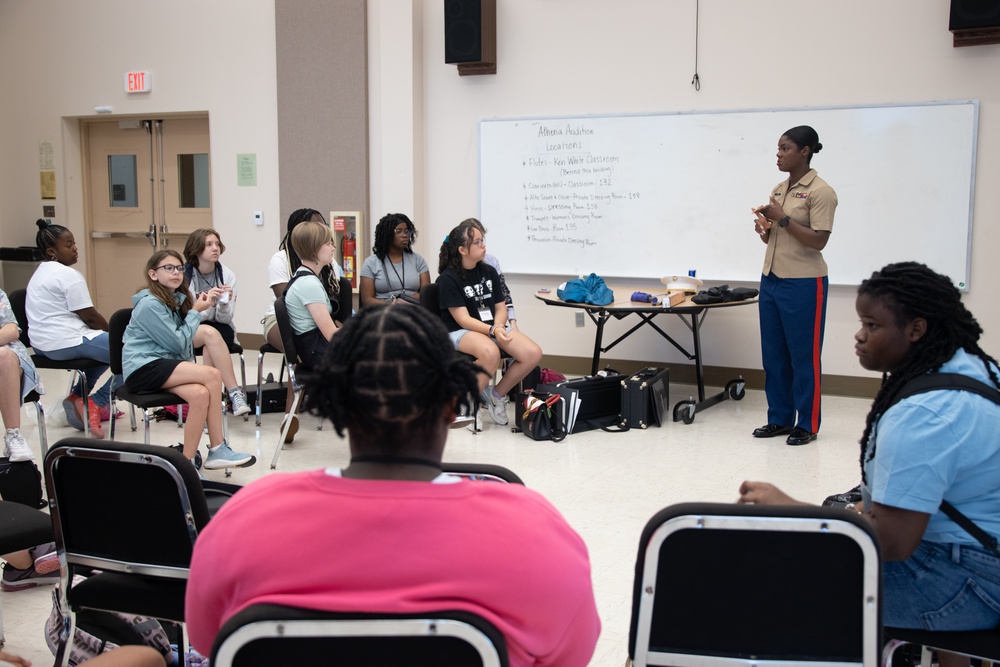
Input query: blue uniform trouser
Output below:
<box><xmin>758</xmin><ymin>272</ymin><xmax>828</xmax><ymax>433</ymax></box>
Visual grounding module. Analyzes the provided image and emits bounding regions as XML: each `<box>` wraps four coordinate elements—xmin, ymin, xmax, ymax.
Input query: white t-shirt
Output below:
<box><xmin>25</xmin><ymin>260</ymin><xmax>102</xmax><ymax>352</ymax></box>
<box><xmin>265</xmin><ymin>249</ymin><xmax>344</xmax><ymax>318</ymax></box>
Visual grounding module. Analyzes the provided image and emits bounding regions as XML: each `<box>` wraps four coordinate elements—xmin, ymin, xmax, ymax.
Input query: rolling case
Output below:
<box><xmin>620</xmin><ymin>367</ymin><xmax>669</xmax><ymax>429</ymax></box>
<box><xmin>538</xmin><ymin>372</ymin><xmax>624</xmax><ymax>433</ymax></box>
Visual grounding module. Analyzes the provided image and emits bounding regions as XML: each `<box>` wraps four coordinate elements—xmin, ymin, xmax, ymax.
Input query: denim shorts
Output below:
<box><xmin>883</xmin><ymin>540</ymin><xmax>1000</xmax><ymax>630</ymax></box>
<box><xmin>449</xmin><ymin>324</ymin><xmax>511</xmax><ymax>349</ymax></box>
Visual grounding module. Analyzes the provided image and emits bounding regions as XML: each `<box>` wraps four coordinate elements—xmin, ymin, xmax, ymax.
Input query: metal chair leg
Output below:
<box><xmin>256</xmin><ymin>350</ymin><xmax>265</xmax><ymax>427</ymax></box>
<box><xmin>32</xmin><ymin>401</ymin><xmax>48</xmax><ymax>461</ymax></box>
<box><xmin>272</xmin><ymin>388</ymin><xmax>303</xmax><ymax>469</ymax></box>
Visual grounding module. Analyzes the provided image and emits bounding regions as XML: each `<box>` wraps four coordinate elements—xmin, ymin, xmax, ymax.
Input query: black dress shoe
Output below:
<box><xmin>752</xmin><ymin>423</ymin><xmax>794</xmax><ymax>438</ymax></box>
<box><xmin>786</xmin><ymin>427</ymin><xmax>818</xmax><ymax>446</ymax></box>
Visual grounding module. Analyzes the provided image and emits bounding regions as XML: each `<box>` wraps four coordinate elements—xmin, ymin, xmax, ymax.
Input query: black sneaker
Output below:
<box><xmin>170</xmin><ymin>444</ymin><xmax>202</xmax><ymax>470</ymax></box>
<box><xmin>823</xmin><ymin>485</ymin><xmax>862</xmax><ymax>509</ymax></box>
<box><xmin>1</xmin><ymin>561</ymin><xmax>59</xmax><ymax>591</ymax></box>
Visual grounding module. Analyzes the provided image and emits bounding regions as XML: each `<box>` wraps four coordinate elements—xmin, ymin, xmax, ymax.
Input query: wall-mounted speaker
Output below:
<box><xmin>950</xmin><ymin>0</ymin><xmax>1000</xmax><ymax>46</ymax></box>
<box><xmin>444</xmin><ymin>0</ymin><xmax>496</xmax><ymax>75</ymax></box>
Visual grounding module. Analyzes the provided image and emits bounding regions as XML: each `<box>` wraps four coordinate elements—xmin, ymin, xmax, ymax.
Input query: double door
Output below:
<box><xmin>85</xmin><ymin>117</ymin><xmax>212</xmax><ymax>313</ymax></box>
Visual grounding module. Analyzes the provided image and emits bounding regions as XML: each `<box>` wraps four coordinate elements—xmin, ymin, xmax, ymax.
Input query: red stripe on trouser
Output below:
<box><xmin>810</xmin><ymin>277</ymin><xmax>824</xmax><ymax>433</ymax></box>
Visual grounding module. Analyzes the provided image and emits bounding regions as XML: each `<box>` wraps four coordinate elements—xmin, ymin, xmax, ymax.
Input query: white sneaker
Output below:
<box><xmin>480</xmin><ymin>388</ymin><xmax>509</xmax><ymax>426</ymax></box>
<box><xmin>229</xmin><ymin>389</ymin><xmax>252</xmax><ymax>417</ymax></box>
<box><xmin>4</xmin><ymin>429</ymin><xmax>35</xmax><ymax>462</ymax></box>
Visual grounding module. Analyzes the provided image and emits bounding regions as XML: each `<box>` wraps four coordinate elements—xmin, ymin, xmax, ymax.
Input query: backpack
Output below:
<box><xmin>0</xmin><ymin>457</ymin><xmax>46</xmax><ymax>509</ymax></box>
<box><xmin>45</xmin><ymin>574</ymin><xmax>173</xmax><ymax>666</ymax></box>
<box><xmin>881</xmin><ymin>372</ymin><xmax>1000</xmax><ymax>557</ymax></box>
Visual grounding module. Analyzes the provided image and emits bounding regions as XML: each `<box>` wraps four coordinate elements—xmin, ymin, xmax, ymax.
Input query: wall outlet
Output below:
<box><xmin>253</xmin><ymin>211</ymin><xmax>264</xmax><ymax>226</ymax></box>
<box><xmin>575</xmin><ymin>312</ymin><xmax>585</xmax><ymax>327</ymax></box>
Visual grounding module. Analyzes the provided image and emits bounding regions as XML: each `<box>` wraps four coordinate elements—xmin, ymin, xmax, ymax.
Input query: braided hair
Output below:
<box><xmin>35</xmin><ymin>219</ymin><xmax>71</xmax><ymax>260</ymax></box>
<box><xmin>858</xmin><ymin>261</ymin><xmax>1000</xmax><ymax>483</ymax></box>
<box><xmin>437</xmin><ymin>219</ymin><xmax>479</xmax><ymax>278</ymax></box>
<box><xmin>372</xmin><ymin>213</ymin><xmax>417</xmax><ymax>261</ymax></box>
<box><xmin>280</xmin><ymin>208</ymin><xmax>339</xmax><ymax>299</ymax></box>
<box><xmin>301</xmin><ymin>305</ymin><xmax>483</xmax><ymax>446</ymax></box>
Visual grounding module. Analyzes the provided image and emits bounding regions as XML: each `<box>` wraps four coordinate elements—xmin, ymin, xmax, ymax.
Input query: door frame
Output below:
<box><xmin>80</xmin><ymin>111</ymin><xmax>210</xmax><ymax>293</ymax></box>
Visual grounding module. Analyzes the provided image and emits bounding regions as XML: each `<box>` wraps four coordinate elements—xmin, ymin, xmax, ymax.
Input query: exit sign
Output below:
<box><xmin>124</xmin><ymin>71</ymin><xmax>152</xmax><ymax>93</ymax></box>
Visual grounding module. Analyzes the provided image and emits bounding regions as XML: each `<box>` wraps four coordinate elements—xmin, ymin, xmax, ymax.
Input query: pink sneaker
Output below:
<box><xmin>33</xmin><ymin>549</ymin><xmax>60</xmax><ymax>575</ymax></box>
<box><xmin>98</xmin><ymin>405</ymin><xmax>123</xmax><ymax>422</ymax></box>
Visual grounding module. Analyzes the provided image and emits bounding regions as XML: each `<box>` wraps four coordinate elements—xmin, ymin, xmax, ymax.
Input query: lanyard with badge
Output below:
<box><xmin>473</xmin><ymin>266</ymin><xmax>492</xmax><ymax>323</ymax></box>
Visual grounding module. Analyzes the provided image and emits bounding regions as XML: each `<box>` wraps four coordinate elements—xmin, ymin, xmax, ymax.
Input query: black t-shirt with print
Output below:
<box><xmin>436</xmin><ymin>263</ymin><xmax>502</xmax><ymax>332</ymax></box>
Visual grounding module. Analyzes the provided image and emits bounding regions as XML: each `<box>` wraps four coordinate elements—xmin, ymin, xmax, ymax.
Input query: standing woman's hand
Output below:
<box><xmin>752</xmin><ymin>209</ymin><xmax>772</xmax><ymax>241</ymax></box>
<box><xmin>755</xmin><ymin>195</ymin><xmax>786</xmax><ymax>223</ymax></box>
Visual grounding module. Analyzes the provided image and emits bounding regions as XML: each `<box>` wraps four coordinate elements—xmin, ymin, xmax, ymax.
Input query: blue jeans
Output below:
<box><xmin>34</xmin><ymin>333</ymin><xmax>120</xmax><ymax>407</ymax></box>
<box><xmin>883</xmin><ymin>540</ymin><xmax>1000</xmax><ymax>630</ymax></box>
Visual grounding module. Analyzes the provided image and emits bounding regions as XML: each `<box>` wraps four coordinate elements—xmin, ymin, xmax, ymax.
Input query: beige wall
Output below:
<box><xmin>0</xmin><ymin>0</ymin><xmax>280</xmax><ymax>335</ymax></box>
<box><xmin>372</xmin><ymin>0</ymin><xmax>1000</xmax><ymax>381</ymax></box>
<box><xmin>2</xmin><ymin>0</ymin><xmax>999</xmax><ymax>383</ymax></box>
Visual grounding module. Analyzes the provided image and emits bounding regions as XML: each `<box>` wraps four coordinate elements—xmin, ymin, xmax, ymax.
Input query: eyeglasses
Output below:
<box><xmin>154</xmin><ymin>264</ymin><xmax>184</xmax><ymax>274</ymax></box>
<box><xmin>470</xmin><ymin>237</ymin><xmax>486</xmax><ymax>248</ymax></box>
<box><xmin>394</xmin><ymin>228</ymin><xmax>414</xmax><ymax>236</ymax></box>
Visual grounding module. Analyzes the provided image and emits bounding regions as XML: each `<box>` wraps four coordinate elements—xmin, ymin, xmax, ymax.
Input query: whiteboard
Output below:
<box><xmin>479</xmin><ymin>102</ymin><xmax>978</xmax><ymax>288</ymax></box>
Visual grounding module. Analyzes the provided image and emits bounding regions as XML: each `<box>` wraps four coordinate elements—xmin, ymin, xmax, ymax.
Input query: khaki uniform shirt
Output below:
<box><xmin>761</xmin><ymin>169</ymin><xmax>837</xmax><ymax>278</ymax></box>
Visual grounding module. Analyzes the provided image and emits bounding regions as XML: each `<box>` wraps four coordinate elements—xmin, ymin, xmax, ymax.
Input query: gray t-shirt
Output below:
<box><xmin>360</xmin><ymin>252</ymin><xmax>428</xmax><ymax>301</ymax></box>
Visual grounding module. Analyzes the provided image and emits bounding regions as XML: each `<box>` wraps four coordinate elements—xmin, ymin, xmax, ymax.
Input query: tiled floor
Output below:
<box><xmin>1</xmin><ymin>363</ymin><xmax>872</xmax><ymax>666</ymax></box>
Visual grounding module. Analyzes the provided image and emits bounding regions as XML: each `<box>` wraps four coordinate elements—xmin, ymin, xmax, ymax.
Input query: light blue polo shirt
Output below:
<box><xmin>862</xmin><ymin>348</ymin><xmax>1000</xmax><ymax>545</ymax></box>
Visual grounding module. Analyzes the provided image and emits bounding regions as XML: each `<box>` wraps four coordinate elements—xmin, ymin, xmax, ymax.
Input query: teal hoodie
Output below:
<box><xmin>122</xmin><ymin>289</ymin><xmax>202</xmax><ymax>379</ymax></box>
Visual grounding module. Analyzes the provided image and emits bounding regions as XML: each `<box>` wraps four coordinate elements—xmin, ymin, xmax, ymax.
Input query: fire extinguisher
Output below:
<box><xmin>343</xmin><ymin>233</ymin><xmax>357</xmax><ymax>288</ymax></box>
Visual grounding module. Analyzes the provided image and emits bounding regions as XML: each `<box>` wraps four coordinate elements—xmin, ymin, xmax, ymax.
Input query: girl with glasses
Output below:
<box><xmin>122</xmin><ymin>250</ymin><xmax>256</xmax><ymax>471</ymax></box>
<box><xmin>437</xmin><ymin>220</ymin><xmax>542</xmax><ymax>426</ymax></box>
<box><xmin>359</xmin><ymin>213</ymin><xmax>430</xmax><ymax>307</ymax></box>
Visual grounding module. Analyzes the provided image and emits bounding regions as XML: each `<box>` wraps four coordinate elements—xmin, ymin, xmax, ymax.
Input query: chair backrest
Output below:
<box><xmin>629</xmin><ymin>502</ymin><xmax>881</xmax><ymax>667</ymax></box>
<box><xmin>7</xmin><ymin>288</ymin><xmax>31</xmax><ymax>347</ymax></box>
<box><xmin>212</xmin><ymin>604</ymin><xmax>508</xmax><ymax>667</ymax></box>
<box><xmin>272</xmin><ymin>297</ymin><xmax>299</xmax><ymax>368</ymax></box>
<box><xmin>335</xmin><ymin>276</ymin><xmax>353</xmax><ymax>326</ymax></box>
<box><xmin>108</xmin><ymin>308</ymin><xmax>133</xmax><ymax>376</ymax></box>
<box><xmin>441</xmin><ymin>463</ymin><xmax>524</xmax><ymax>485</ymax></box>
<box><xmin>44</xmin><ymin>436</ymin><xmax>211</xmax><ymax>578</ymax></box>
<box><xmin>419</xmin><ymin>282</ymin><xmax>441</xmax><ymax>315</ymax></box>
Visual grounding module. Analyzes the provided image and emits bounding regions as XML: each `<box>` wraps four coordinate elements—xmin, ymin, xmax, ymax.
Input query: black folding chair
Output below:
<box><xmin>108</xmin><ymin>308</ymin><xmax>233</xmax><ymax>454</ymax></box>
<box><xmin>270</xmin><ymin>297</ymin><xmax>305</xmax><ymax>469</ymax></box>
<box><xmin>629</xmin><ymin>502</ymin><xmax>882</xmax><ymax>667</ymax></box>
<box><xmin>44</xmin><ymin>437</ymin><xmax>212</xmax><ymax>667</ymax></box>
<box><xmin>0</xmin><ymin>499</ymin><xmax>55</xmax><ymax>645</ymax></box>
<box><xmin>10</xmin><ymin>288</ymin><xmax>106</xmax><ymax>439</ymax></box>
<box><xmin>418</xmin><ymin>282</ymin><xmax>498</xmax><ymax>433</ymax></box>
<box><xmin>107</xmin><ymin>308</ymin><xmax>188</xmax><ymax>441</ymax></box>
<box><xmin>211</xmin><ymin>604</ymin><xmax>508</xmax><ymax>667</ymax></box>
<box><xmin>883</xmin><ymin>626</ymin><xmax>1000</xmax><ymax>667</ymax></box>
<box><xmin>441</xmin><ymin>463</ymin><xmax>524</xmax><ymax>484</ymax></box>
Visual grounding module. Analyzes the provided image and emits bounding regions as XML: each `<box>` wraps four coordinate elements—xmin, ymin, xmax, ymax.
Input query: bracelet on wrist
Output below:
<box><xmin>488</xmin><ymin>325</ymin><xmax>496</xmax><ymax>337</ymax></box>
